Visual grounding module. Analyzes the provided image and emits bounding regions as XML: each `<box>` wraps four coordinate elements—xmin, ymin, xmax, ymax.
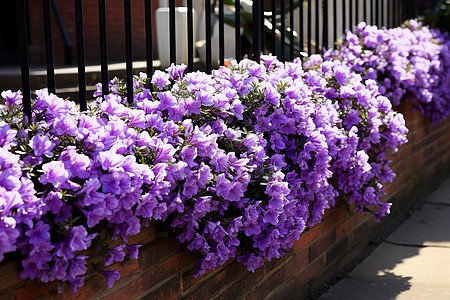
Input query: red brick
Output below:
<box><xmin>181</xmin><ymin>263</ymin><xmax>222</xmax><ymax>292</ymax></box>
<box><xmin>247</xmin><ymin>251</ymin><xmax>308</xmax><ymax>300</ymax></box>
<box><xmin>296</xmin><ymin>255</ymin><xmax>325</xmax><ymax>288</ymax></box>
<box><xmin>321</xmin><ymin>205</ymin><xmax>348</xmax><ymax>234</ymax></box>
<box><xmin>263</xmin><ymin>252</ymin><xmax>291</xmax><ymax>275</ymax></box>
<box><xmin>217</xmin><ymin>266</ymin><xmax>266</xmax><ymax>300</ymax></box>
<box><xmin>326</xmin><ymin>236</ymin><xmax>349</xmax><ymax>265</ymax></box>
<box><xmin>0</xmin><ymin>259</ymin><xmax>22</xmax><ymax>292</ymax></box>
<box><xmin>335</xmin><ymin>214</ymin><xmax>358</xmax><ymax>241</ymax></box>
<box><xmin>15</xmin><ymin>281</ymin><xmax>57</xmax><ymax>300</ymax></box>
<box><xmin>308</xmin><ymin>229</ymin><xmax>336</xmax><ymax>263</ymax></box>
<box><xmin>185</xmin><ymin>260</ymin><xmax>247</xmax><ymax>299</ymax></box>
<box><xmin>105</xmin><ymin>251</ymin><xmax>195</xmax><ymax>300</ymax></box>
<box><xmin>265</xmin><ymin>278</ymin><xmax>297</xmax><ymax>300</ymax></box>
<box><xmin>126</xmin><ymin>222</ymin><xmax>160</xmax><ymax>246</ymax></box>
<box><xmin>138</xmin><ymin>237</ymin><xmax>184</xmax><ymax>271</ymax></box>
<box><xmin>349</xmin><ymin>222</ymin><xmax>369</xmax><ymax>245</ymax></box>
<box><xmin>293</xmin><ymin>225</ymin><xmax>321</xmax><ymax>253</ymax></box>
<box><xmin>135</xmin><ymin>275</ymin><xmax>181</xmax><ymax>300</ymax></box>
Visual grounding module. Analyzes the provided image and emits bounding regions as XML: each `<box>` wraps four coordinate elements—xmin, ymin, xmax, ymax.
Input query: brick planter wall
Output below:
<box><xmin>1</xmin><ymin>101</ymin><xmax>450</xmax><ymax>300</ymax></box>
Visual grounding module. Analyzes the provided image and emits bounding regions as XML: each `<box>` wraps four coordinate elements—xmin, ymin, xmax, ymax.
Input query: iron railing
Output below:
<box><xmin>15</xmin><ymin>0</ymin><xmax>420</xmax><ymax>121</ymax></box>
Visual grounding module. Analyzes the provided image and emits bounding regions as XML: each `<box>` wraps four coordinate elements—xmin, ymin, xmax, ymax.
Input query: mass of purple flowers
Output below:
<box><xmin>324</xmin><ymin>20</ymin><xmax>450</xmax><ymax>123</ymax></box>
<box><xmin>0</xmin><ymin>49</ymin><xmax>410</xmax><ymax>293</ymax></box>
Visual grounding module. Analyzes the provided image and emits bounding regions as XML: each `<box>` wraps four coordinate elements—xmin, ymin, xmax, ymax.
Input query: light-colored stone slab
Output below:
<box><xmin>320</xmin><ymin>243</ymin><xmax>450</xmax><ymax>300</ymax></box>
<box><xmin>425</xmin><ymin>178</ymin><xmax>450</xmax><ymax>205</ymax></box>
<box><xmin>385</xmin><ymin>204</ymin><xmax>450</xmax><ymax>247</ymax></box>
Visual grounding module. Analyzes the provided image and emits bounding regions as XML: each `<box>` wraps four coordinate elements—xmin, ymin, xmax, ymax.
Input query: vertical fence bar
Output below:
<box><xmin>51</xmin><ymin>0</ymin><xmax>72</xmax><ymax>64</ymax></box>
<box><xmin>402</xmin><ymin>0</ymin><xmax>405</xmax><ymax>21</ymax></box>
<box><xmin>349</xmin><ymin>0</ymin><xmax>353</xmax><ymax>29</ymax></box>
<box><xmin>376</xmin><ymin>0</ymin><xmax>380</xmax><ymax>27</ymax></box>
<box><xmin>219</xmin><ymin>0</ymin><xmax>225</xmax><ymax>65</ymax></box>
<box><xmin>42</xmin><ymin>0</ymin><xmax>56</xmax><ymax>94</ymax></box>
<box><xmin>169</xmin><ymin>0</ymin><xmax>176</xmax><ymax>65</ymax></box>
<box><xmin>404</xmin><ymin>0</ymin><xmax>408</xmax><ymax>20</ymax></box>
<box><xmin>390</xmin><ymin>0</ymin><xmax>393</xmax><ymax>27</ymax></box>
<box><xmin>124</xmin><ymin>0</ymin><xmax>133</xmax><ymax>104</ymax></box>
<box><xmin>381</xmin><ymin>0</ymin><xmax>384</xmax><ymax>27</ymax></box>
<box><xmin>387</xmin><ymin>0</ymin><xmax>390</xmax><ymax>27</ymax></box>
<box><xmin>370</xmin><ymin>0</ymin><xmax>374</xmax><ymax>25</ymax></box>
<box><xmin>308</xmin><ymin>0</ymin><xmax>312</xmax><ymax>54</ymax></box>
<box><xmin>290</xmin><ymin>0</ymin><xmax>294</xmax><ymax>60</ymax></box>
<box><xmin>394</xmin><ymin>0</ymin><xmax>397</xmax><ymax>26</ymax></box>
<box><xmin>253</xmin><ymin>0</ymin><xmax>261</xmax><ymax>62</ymax></box>
<box><xmin>98</xmin><ymin>0</ymin><xmax>108</xmax><ymax>96</ymax></box>
<box><xmin>187</xmin><ymin>0</ymin><xmax>193</xmax><ymax>71</ymax></box>
<box><xmin>300</xmin><ymin>0</ymin><xmax>304</xmax><ymax>52</ymax></box>
<box><xmin>280</xmin><ymin>0</ymin><xmax>286</xmax><ymax>61</ymax></box>
<box><xmin>74</xmin><ymin>0</ymin><xmax>87</xmax><ymax>110</ymax></box>
<box><xmin>145</xmin><ymin>0</ymin><xmax>154</xmax><ymax>75</ymax></box>
<box><xmin>342</xmin><ymin>0</ymin><xmax>346</xmax><ymax>34</ymax></box>
<box><xmin>355</xmin><ymin>0</ymin><xmax>359</xmax><ymax>24</ymax></box>
<box><xmin>205</xmin><ymin>0</ymin><xmax>212</xmax><ymax>73</ymax></box>
<box><xmin>333</xmin><ymin>0</ymin><xmax>337</xmax><ymax>48</ymax></box>
<box><xmin>272</xmin><ymin>0</ymin><xmax>276</xmax><ymax>54</ymax></box>
<box><xmin>235</xmin><ymin>0</ymin><xmax>241</xmax><ymax>60</ymax></box>
<box><xmin>315</xmin><ymin>0</ymin><xmax>319</xmax><ymax>53</ymax></box>
<box><xmin>16</xmin><ymin>0</ymin><xmax>31</xmax><ymax>121</ymax></box>
<box><xmin>363</xmin><ymin>0</ymin><xmax>367</xmax><ymax>22</ymax></box>
<box><xmin>323</xmin><ymin>0</ymin><xmax>328</xmax><ymax>50</ymax></box>
<box><xmin>261</xmin><ymin>3</ymin><xmax>265</xmax><ymax>55</ymax></box>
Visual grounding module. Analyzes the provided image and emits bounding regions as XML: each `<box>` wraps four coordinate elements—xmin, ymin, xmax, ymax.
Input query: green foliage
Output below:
<box><xmin>420</xmin><ymin>0</ymin><xmax>450</xmax><ymax>32</ymax></box>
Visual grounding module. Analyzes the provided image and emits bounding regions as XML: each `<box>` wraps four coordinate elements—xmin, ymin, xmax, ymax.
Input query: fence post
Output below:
<box><xmin>98</xmin><ymin>0</ymin><xmax>109</xmax><ymax>96</ymax></box>
<box><xmin>42</xmin><ymin>0</ymin><xmax>56</xmax><ymax>94</ymax></box>
<box><xmin>253</xmin><ymin>0</ymin><xmax>261</xmax><ymax>62</ymax></box>
<box><xmin>280</xmin><ymin>0</ymin><xmax>285</xmax><ymax>61</ymax></box>
<box><xmin>145</xmin><ymin>0</ymin><xmax>154</xmax><ymax>75</ymax></box>
<box><xmin>187</xmin><ymin>0</ymin><xmax>194</xmax><ymax>71</ymax></box>
<box><xmin>169</xmin><ymin>0</ymin><xmax>176</xmax><ymax>65</ymax></box>
<box><xmin>235</xmin><ymin>0</ymin><xmax>241</xmax><ymax>60</ymax></box>
<box><xmin>205</xmin><ymin>0</ymin><xmax>212</xmax><ymax>73</ymax></box>
<box><xmin>219</xmin><ymin>0</ymin><xmax>225</xmax><ymax>66</ymax></box>
<box><xmin>16</xmin><ymin>0</ymin><xmax>32</xmax><ymax>122</ymax></box>
<box><xmin>74</xmin><ymin>0</ymin><xmax>87</xmax><ymax>110</ymax></box>
<box><xmin>124</xmin><ymin>0</ymin><xmax>133</xmax><ymax>104</ymax></box>
<box><xmin>323</xmin><ymin>0</ymin><xmax>328</xmax><ymax>50</ymax></box>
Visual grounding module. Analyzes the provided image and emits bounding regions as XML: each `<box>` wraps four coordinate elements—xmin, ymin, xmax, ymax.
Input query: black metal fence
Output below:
<box><xmin>15</xmin><ymin>0</ymin><xmax>421</xmax><ymax>121</ymax></box>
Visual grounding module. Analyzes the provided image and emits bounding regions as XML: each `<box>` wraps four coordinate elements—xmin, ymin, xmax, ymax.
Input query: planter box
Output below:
<box><xmin>1</xmin><ymin>101</ymin><xmax>450</xmax><ymax>299</ymax></box>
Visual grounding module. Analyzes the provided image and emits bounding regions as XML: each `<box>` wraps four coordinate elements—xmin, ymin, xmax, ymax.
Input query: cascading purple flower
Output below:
<box><xmin>325</xmin><ymin>20</ymin><xmax>450</xmax><ymax>123</ymax></box>
<box><xmin>0</xmin><ymin>28</ymin><xmax>418</xmax><ymax>292</ymax></box>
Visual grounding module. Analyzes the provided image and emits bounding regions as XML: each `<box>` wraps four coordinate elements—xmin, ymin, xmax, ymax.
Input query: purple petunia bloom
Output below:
<box><xmin>151</xmin><ymin>70</ymin><xmax>171</xmax><ymax>90</ymax></box>
<box><xmin>104</xmin><ymin>245</ymin><xmax>126</xmax><ymax>267</ymax></box>
<box><xmin>100</xmin><ymin>269</ymin><xmax>121</xmax><ymax>288</ymax></box>
<box><xmin>39</xmin><ymin>161</ymin><xmax>69</xmax><ymax>189</ymax></box>
<box><xmin>30</xmin><ymin>134</ymin><xmax>56</xmax><ymax>157</ymax></box>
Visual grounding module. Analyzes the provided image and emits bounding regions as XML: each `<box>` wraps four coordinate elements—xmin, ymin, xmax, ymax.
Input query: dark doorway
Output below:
<box><xmin>0</xmin><ymin>0</ymin><xmax>20</xmax><ymax>66</ymax></box>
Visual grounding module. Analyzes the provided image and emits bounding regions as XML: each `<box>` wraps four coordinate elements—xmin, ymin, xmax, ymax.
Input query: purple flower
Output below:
<box><xmin>69</xmin><ymin>226</ymin><xmax>96</xmax><ymax>252</ymax></box>
<box><xmin>125</xmin><ymin>245</ymin><xmax>141</xmax><ymax>260</ymax></box>
<box><xmin>0</xmin><ymin>226</ymin><xmax>19</xmax><ymax>261</ymax></box>
<box><xmin>30</xmin><ymin>134</ymin><xmax>56</xmax><ymax>157</ymax></box>
<box><xmin>1</xmin><ymin>90</ymin><xmax>22</xmax><ymax>107</ymax></box>
<box><xmin>104</xmin><ymin>245</ymin><xmax>126</xmax><ymax>267</ymax></box>
<box><xmin>151</xmin><ymin>70</ymin><xmax>171</xmax><ymax>90</ymax></box>
<box><xmin>39</xmin><ymin>161</ymin><xmax>69</xmax><ymax>189</ymax></box>
<box><xmin>25</xmin><ymin>221</ymin><xmax>51</xmax><ymax>246</ymax></box>
<box><xmin>100</xmin><ymin>269</ymin><xmax>120</xmax><ymax>288</ymax></box>
<box><xmin>0</xmin><ymin>122</ymin><xmax>17</xmax><ymax>149</ymax></box>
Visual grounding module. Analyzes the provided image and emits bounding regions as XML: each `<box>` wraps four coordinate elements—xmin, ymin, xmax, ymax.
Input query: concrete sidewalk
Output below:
<box><xmin>319</xmin><ymin>178</ymin><xmax>450</xmax><ymax>300</ymax></box>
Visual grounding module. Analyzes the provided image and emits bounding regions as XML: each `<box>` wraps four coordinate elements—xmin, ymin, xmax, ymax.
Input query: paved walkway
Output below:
<box><xmin>320</xmin><ymin>178</ymin><xmax>450</xmax><ymax>300</ymax></box>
